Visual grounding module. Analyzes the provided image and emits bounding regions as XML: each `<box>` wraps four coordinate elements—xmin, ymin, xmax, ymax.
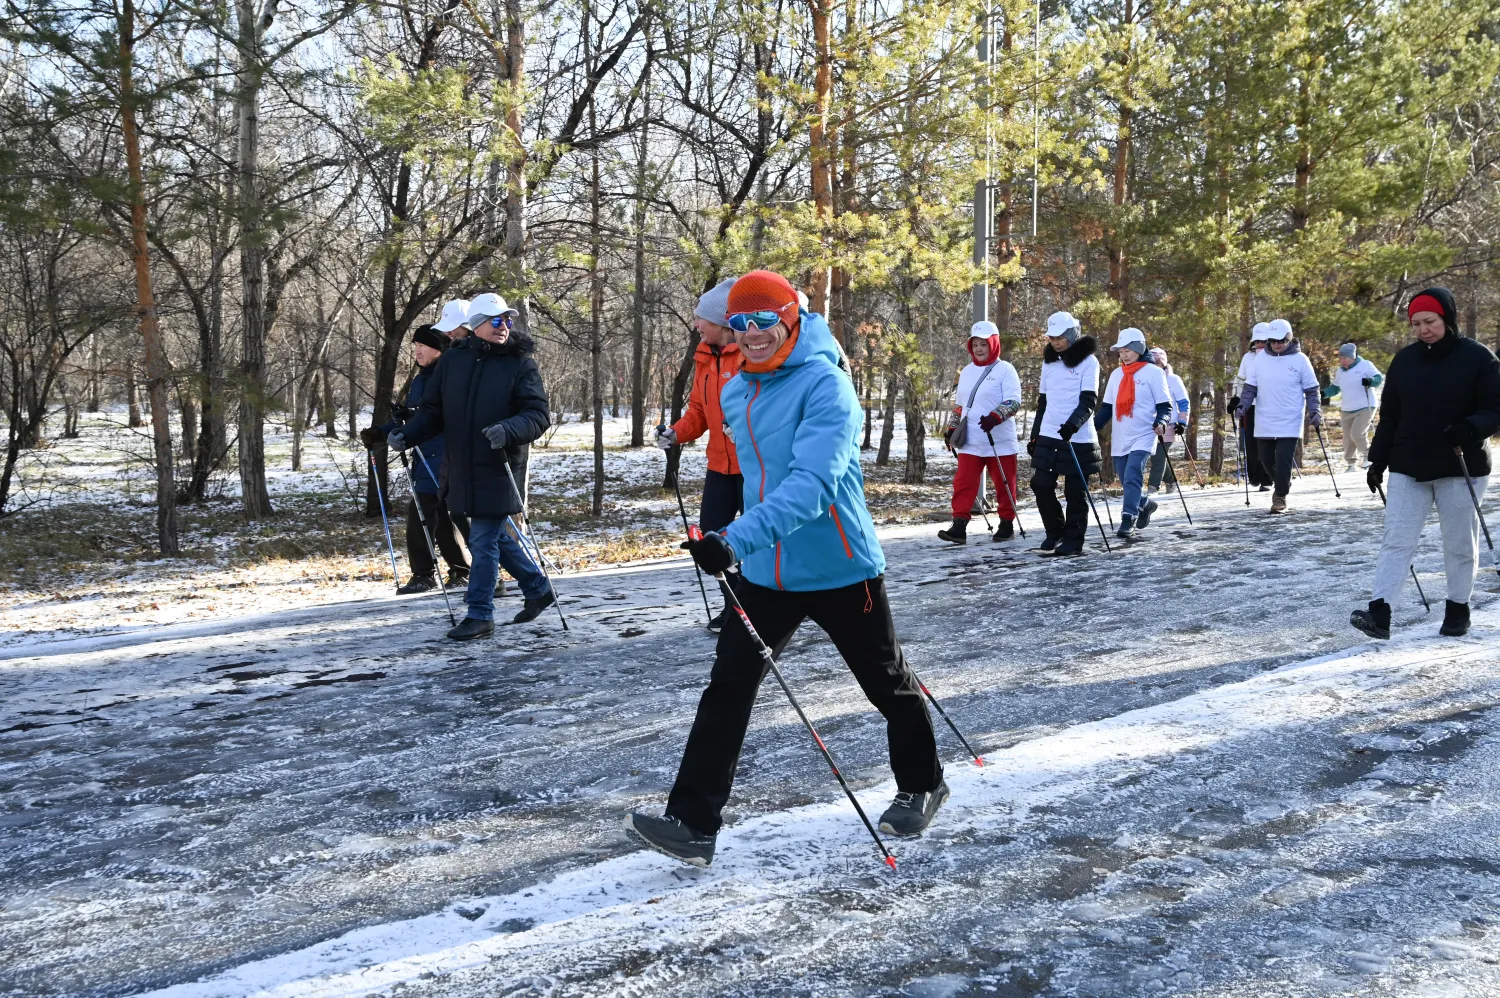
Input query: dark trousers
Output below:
<box><xmin>701</xmin><ymin>469</ymin><xmax>744</xmax><ymax>533</ymax></box>
<box><xmin>1256</xmin><ymin>437</ymin><xmax>1299</xmax><ymax>497</ymax></box>
<box><xmin>406</xmin><ymin>492</ymin><xmax>469</xmax><ymax>578</ymax></box>
<box><xmin>1031</xmin><ymin>468</ymin><xmax>1089</xmax><ymax>543</ymax></box>
<box><xmin>665</xmin><ymin>575</ymin><xmax>942</xmax><ymax>836</ymax></box>
<box><xmin>1242</xmin><ymin>408</ymin><xmax>1273</xmax><ymax>487</ymax></box>
<box><xmin>1147</xmin><ymin>440</ymin><xmax>1177</xmax><ymax>490</ymax></box>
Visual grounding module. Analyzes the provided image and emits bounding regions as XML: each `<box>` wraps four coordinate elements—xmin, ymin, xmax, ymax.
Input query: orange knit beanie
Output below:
<box><xmin>727</xmin><ymin>271</ymin><xmax>801</xmax><ymax>333</ymax></box>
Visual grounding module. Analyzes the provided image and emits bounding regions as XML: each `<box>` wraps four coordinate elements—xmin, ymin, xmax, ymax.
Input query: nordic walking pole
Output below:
<box><xmin>687</xmin><ymin>525</ymin><xmax>897</xmax><ymax>869</ymax></box>
<box><xmin>1455</xmin><ymin>449</ymin><xmax>1499</xmax><ymax>577</ymax></box>
<box><xmin>1236</xmin><ymin>415</ymin><xmax>1251</xmax><ymax>506</ymax></box>
<box><xmin>906</xmin><ymin>664</ymin><xmax>985</xmax><ymax>767</ymax></box>
<box><xmin>367</xmin><ymin>449</ymin><xmax>401</xmax><ymax>591</ymax></box>
<box><xmin>1163</xmin><ymin>451</ymin><xmax>1192</xmax><ymax>525</ymax></box>
<box><xmin>1065</xmin><ymin>441</ymin><xmax>1112</xmax><ymax>551</ymax></box>
<box><xmin>661</xmin><ymin>431</ymin><xmax>715</xmax><ymax>626</ymax></box>
<box><xmin>1313</xmin><ymin>424</ymin><xmax>1341</xmax><ymax>498</ymax></box>
<box><xmin>985</xmin><ymin>430</ymin><xmax>1026</xmax><ymax>539</ymax></box>
<box><xmin>396</xmin><ymin>450</ymin><xmax>457</xmax><ymax>625</ymax></box>
<box><xmin>1375</xmin><ymin>483</ymin><xmax>1431</xmax><ymax>611</ymax></box>
<box><xmin>498</xmin><ymin>454</ymin><xmax>569</xmax><ymax>630</ymax></box>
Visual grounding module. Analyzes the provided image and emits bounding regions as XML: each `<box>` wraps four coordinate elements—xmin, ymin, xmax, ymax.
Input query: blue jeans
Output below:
<box><xmin>466</xmin><ymin>516</ymin><xmax>549</xmax><ymax>620</ymax></box>
<box><xmin>1112</xmin><ymin>450</ymin><xmax>1152</xmax><ymax>518</ymax></box>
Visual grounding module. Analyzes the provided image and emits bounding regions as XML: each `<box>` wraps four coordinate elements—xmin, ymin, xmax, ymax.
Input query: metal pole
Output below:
<box><xmin>1065</xmin><ymin>442</ymin><xmax>1111</xmax><ymax>551</ymax></box>
<box><xmin>368</xmin><ymin>449</ymin><xmax>401</xmax><ymax>590</ymax></box>
<box><xmin>986</xmin><ymin>429</ymin><xmax>1026</xmax><ymax>538</ymax></box>
<box><xmin>1375</xmin><ymin>483</ymin><xmax>1431</xmax><ymax>611</ymax></box>
<box><xmin>1313</xmin><ymin>424</ymin><xmax>1341</xmax><ymax>498</ymax></box>
<box><xmin>1455</xmin><ymin>450</ymin><xmax>1498</xmax><ymax>577</ymax></box>
<box><xmin>397</xmin><ymin>451</ymin><xmax>457</xmax><ymax>625</ymax></box>
<box><xmin>498</xmin><ymin>455</ymin><xmax>569</xmax><ymax>630</ymax></box>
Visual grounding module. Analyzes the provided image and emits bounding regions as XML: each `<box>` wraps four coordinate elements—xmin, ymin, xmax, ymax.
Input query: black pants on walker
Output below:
<box><xmin>406</xmin><ymin>491</ymin><xmax>469</xmax><ymax>577</ymax></box>
<box><xmin>665</xmin><ymin>575</ymin><xmax>942</xmax><ymax>836</ymax></box>
<box><xmin>1255</xmin><ymin>437</ymin><xmax>1300</xmax><ymax>497</ymax></box>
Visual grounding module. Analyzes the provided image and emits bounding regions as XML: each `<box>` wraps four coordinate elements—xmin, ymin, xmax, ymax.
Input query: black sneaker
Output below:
<box><xmin>992</xmin><ymin>518</ymin><xmax>1014</xmax><ymax>541</ymax></box>
<box><xmin>878</xmin><ymin>781</ymin><xmax>950</xmax><ymax>837</ymax></box>
<box><xmin>707</xmin><ymin>609</ymin><xmax>727</xmax><ymax>634</ymax></box>
<box><xmin>624</xmin><ymin>812</ymin><xmax>716</xmax><ymax>867</ymax></box>
<box><xmin>1350</xmin><ymin>599</ymin><xmax>1391</xmax><ymax>640</ymax></box>
<box><xmin>1036</xmin><ymin>534</ymin><xmax>1060</xmax><ymax>553</ymax></box>
<box><xmin>397</xmin><ymin>575</ymin><xmax>437</xmax><ymax>595</ymax></box>
<box><xmin>1440</xmin><ymin>600</ymin><xmax>1470</xmax><ymax>637</ymax></box>
<box><xmin>511</xmin><ymin>589</ymin><xmax>556</xmax><ymax>624</ymax></box>
<box><xmin>445</xmin><ymin>568</ymin><xmax>470</xmax><ymax>588</ymax></box>
<box><xmin>1136</xmin><ymin>498</ymin><xmax>1159</xmax><ymax>529</ymax></box>
<box><xmin>447</xmin><ymin>616</ymin><xmax>494</xmax><ymax>641</ymax></box>
<box><xmin>937</xmin><ymin>518</ymin><xmax>969</xmax><ymax>545</ymax></box>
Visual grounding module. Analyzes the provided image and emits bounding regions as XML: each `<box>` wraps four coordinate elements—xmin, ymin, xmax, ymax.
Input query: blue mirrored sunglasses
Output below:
<box><xmin>728</xmin><ymin>310</ymin><xmax>783</xmax><ymax>333</ymax></box>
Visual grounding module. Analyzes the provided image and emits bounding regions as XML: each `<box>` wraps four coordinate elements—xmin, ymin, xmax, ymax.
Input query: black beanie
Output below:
<box><xmin>412</xmin><ymin>324</ymin><xmax>447</xmax><ymax>351</ymax></box>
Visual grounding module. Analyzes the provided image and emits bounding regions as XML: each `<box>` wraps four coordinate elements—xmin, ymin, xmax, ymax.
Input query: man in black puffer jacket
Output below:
<box><xmin>394</xmin><ymin>293</ymin><xmax>554</xmax><ymax>638</ymax></box>
<box><xmin>1353</xmin><ymin>287</ymin><xmax>1500</xmax><ymax>640</ymax></box>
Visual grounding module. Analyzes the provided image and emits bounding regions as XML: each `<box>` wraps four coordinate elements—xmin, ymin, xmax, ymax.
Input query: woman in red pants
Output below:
<box><xmin>940</xmin><ymin>321</ymin><xmax>1024</xmax><ymax>543</ymax></box>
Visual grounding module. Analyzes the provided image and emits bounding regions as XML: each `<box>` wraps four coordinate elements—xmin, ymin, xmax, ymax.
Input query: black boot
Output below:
<box><xmin>1135</xmin><ymin>498</ymin><xmax>1159</xmax><ymax>529</ymax></box>
<box><xmin>878</xmin><ymin>781</ymin><xmax>950</xmax><ymax>837</ymax></box>
<box><xmin>397</xmin><ymin>575</ymin><xmax>436</xmax><ymax>595</ymax></box>
<box><xmin>511</xmin><ymin>589</ymin><xmax>556</xmax><ymax>624</ymax></box>
<box><xmin>937</xmin><ymin>518</ymin><xmax>969</xmax><ymax>544</ymax></box>
<box><xmin>1440</xmin><ymin>600</ymin><xmax>1470</xmax><ymax>637</ymax></box>
<box><xmin>1115</xmin><ymin>513</ymin><xmax>1138</xmax><ymax>541</ymax></box>
<box><xmin>1048</xmin><ymin>538</ymin><xmax>1086</xmax><ymax>557</ymax></box>
<box><xmin>1037</xmin><ymin>534</ymin><xmax>1060</xmax><ymax>553</ymax></box>
<box><xmin>992</xmin><ymin>518</ymin><xmax>1014</xmax><ymax>541</ymax></box>
<box><xmin>625</xmin><ymin>812</ymin><xmax>716</xmax><ymax>867</ymax></box>
<box><xmin>1350</xmin><ymin>599</ymin><xmax>1391</xmax><ymax>640</ymax></box>
<box><xmin>446</xmin><ymin>616</ymin><xmax>494</xmax><ymax>641</ymax></box>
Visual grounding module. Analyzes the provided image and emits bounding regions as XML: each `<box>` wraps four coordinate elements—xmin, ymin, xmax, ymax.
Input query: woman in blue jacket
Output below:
<box><xmin>627</xmin><ymin>271</ymin><xmax>946</xmax><ymax>866</ymax></box>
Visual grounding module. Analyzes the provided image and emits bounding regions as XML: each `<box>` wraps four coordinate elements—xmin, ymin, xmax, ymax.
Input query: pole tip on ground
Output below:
<box><xmin>885</xmin><ymin>855</ymin><xmax>897</xmax><ymax>870</ymax></box>
<box><xmin>973</xmin><ymin>757</ymin><xmax>986</xmax><ymax>767</ymax></box>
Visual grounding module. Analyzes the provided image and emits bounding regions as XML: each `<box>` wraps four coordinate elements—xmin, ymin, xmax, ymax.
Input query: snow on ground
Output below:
<box><xmin>4</xmin><ymin>447</ymin><xmax>1499</xmax><ymax>997</ymax></box>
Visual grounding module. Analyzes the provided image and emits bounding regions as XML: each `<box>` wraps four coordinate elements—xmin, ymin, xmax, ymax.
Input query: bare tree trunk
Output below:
<box><xmin>322</xmin><ymin>360</ymin><xmax>337</xmax><ymax>437</ymax></box>
<box><xmin>119</xmin><ymin>0</ymin><xmax>179</xmax><ymax>554</ymax></box>
<box><xmin>346</xmin><ymin>315</ymin><xmax>358</xmax><ymax>439</ymax></box>
<box><xmin>181</xmin><ymin>392</ymin><xmax>197</xmax><ymax>458</ymax></box>
<box><xmin>807</xmin><ymin>0</ymin><xmax>834</xmax><ymax>313</ymax></box>
<box><xmin>126</xmin><ymin>361</ymin><xmax>142</xmax><ymax>428</ymax></box>
<box><xmin>502</xmin><ymin>0</ymin><xmax>528</xmax><ymax>325</ymax></box>
<box><xmin>88</xmin><ymin>335</ymin><xmax>100</xmax><ymax>411</ymax></box>
<box><xmin>876</xmin><ymin>371</ymin><xmax>897</xmax><ymax>465</ymax></box>
<box><xmin>588</xmin><ymin>15</ymin><xmax>606</xmax><ymax>517</ymax></box>
<box><xmin>290</xmin><ymin>370</ymin><xmax>302</xmax><ymax>472</ymax></box>
<box><xmin>901</xmin><ymin>377</ymin><xmax>926</xmax><ymax>484</ymax></box>
<box><xmin>235</xmin><ymin>0</ymin><xmax>272</xmax><ymax>518</ymax></box>
<box><xmin>629</xmin><ymin>33</ymin><xmax>650</xmax><ymax>448</ymax></box>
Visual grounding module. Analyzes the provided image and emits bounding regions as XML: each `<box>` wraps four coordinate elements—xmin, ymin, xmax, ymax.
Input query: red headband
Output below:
<box><xmin>1407</xmin><ymin>293</ymin><xmax>1444</xmax><ymax>319</ymax></box>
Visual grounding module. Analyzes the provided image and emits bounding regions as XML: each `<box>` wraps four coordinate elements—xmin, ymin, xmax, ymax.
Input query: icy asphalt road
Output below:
<box><xmin>4</xmin><ymin>473</ymin><xmax>1500</xmax><ymax>997</ymax></box>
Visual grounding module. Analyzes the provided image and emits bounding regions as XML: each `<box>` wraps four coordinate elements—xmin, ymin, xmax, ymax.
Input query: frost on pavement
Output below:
<box><xmin>3</xmin><ymin>473</ymin><xmax>1499</xmax><ymax>997</ymax></box>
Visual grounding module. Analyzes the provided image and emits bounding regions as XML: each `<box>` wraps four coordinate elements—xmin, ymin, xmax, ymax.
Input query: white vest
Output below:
<box><xmin>1038</xmin><ymin>353</ymin><xmax>1101</xmax><ymax>444</ymax></box>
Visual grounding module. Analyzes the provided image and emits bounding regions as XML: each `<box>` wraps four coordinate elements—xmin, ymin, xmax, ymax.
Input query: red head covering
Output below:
<box><xmin>966</xmin><ymin>333</ymin><xmax>1001</xmax><ymax>366</ymax></box>
<box><xmin>727</xmin><ymin>271</ymin><xmax>801</xmax><ymax>334</ymax></box>
<box><xmin>1407</xmin><ymin>293</ymin><xmax>1445</xmax><ymax>320</ymax></box>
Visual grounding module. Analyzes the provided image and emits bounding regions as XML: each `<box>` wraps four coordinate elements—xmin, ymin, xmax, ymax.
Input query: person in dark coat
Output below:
<box><xmin>1353</xmin><ymin>287</ymin><xmax>1500</xmax><ymax>640</ymax></box>
<box><xmin>361</xmin><ymin>325</ymin><xmax>470</xmax><ymax>594</ymax></box>
<box><xmin>1028</xmin><ymin>311</ymin><xmax>1103</xmax><ymax>556</ymax></box>
<box><xmin>393</xmin><ymin>292</ymin><xmax>554</xmax><ymax>638</ymax></box>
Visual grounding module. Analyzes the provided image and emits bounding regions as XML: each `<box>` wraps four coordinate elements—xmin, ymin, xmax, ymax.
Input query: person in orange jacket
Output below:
<box><xmin>657</xmin><ymin>277</ymin><xmax>743</xmax><ymax>632</ymax></box>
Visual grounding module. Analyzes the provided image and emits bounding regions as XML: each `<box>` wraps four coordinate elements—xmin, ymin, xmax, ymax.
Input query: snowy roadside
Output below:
<box><xmin>134</xmin><ymin>609</ymin><xmax>1500</xmax><ymax>998</ymax></box>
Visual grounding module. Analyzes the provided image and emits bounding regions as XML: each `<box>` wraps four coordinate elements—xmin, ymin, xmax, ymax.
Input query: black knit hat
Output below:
<box><xmin>412</xmin><ymin>324</ymin><xmax>447</xmax><ymax>351</ymax></box>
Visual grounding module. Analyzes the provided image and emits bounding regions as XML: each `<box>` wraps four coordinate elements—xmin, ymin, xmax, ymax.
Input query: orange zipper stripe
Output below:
<box><xmin>746</xmin><ymin>381</ymin><xmax>766</xmax><ymax>501</ymax></box>
<box><xmin>829</xmin><ymin>503</ymin><xmax>853</xmax><ymax>558</ymax></box>
<box><xmin>774</xmin><ymin>542</ymin><xmax>783</xmax><ymax>590</ymax></box>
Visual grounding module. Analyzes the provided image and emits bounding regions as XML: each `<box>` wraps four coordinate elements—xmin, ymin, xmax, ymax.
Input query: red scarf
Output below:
<box><xmin>1115</xmin><ymin>361</ymin><xmax>1147</xmax><ymax>420</ymax></box>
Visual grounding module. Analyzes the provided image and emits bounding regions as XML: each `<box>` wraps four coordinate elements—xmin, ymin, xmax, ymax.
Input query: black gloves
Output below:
<box><xmin>359</xmin><ymin>426</ymin><xmax>383</xmax><ymax>449</ymax></box>
<box><xmin>1026</xmin><ymin>438</ymin><xmax>1037</xmax><ymax>457</ymax></box>
<box><xmin>1443</xmin><ymin>422</ymin><xmax>1479</xmax><ymax>449</ymax></box>
<box><xmin>1058</xmin><ymin>419</ymin><xmax>1080</xmax><ymax>441</ymax></box>
<box><xmin>1175</xmin><ymin>422</ymin><xmax>1188</xmax><ymax>437</ymax></box>
<box><xmin>682</xmin><ymin>530</ymin><xmax>736</xmax><ymax>576</ymax></box>
<box><xmin>1226</xmin><ymin>396</ymin><xmax>1240</xmax><ymax>417</ymax></box>
<box><xmin>1360</xmin><ymin>377</ymin><xmax>1373</xmax><ymax>387</ymax></box>
<box><xmin>1367</xmin><ymin>465</ymin><xmax>1384</xmax><ymax>494</ymax></box>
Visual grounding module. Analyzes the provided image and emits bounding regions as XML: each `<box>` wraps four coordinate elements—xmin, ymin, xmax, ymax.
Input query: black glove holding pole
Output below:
<box><xmin>682</xmin><ymin>525</ymin><xmax>736</xmax><ymax>576</ymax></box>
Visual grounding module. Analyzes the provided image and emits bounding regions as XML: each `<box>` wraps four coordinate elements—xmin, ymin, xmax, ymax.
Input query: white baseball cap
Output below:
<box><xmin>1250</xmin><ymin>321</ymin><xmax>1272</xmax><ymax>342</ymax></box>
<box><xmin>466</xmin><ymin>292</ymin><xmax>519</xmax><ymax>327</ymax></box>
<box><xmin>1265</xmin><ymin>318</ymin><xmax>1293</xmax><ymax>341</ymax></box>
<box><xmin>969</xmin><ymin>320</ymin><xmax>999</xmax><ymax>341</ymax></box>
<box><xmin>1110</xmin><ymin>327</ymin><xmax>1147</xmax><ymax>352</ymax></box>
<box><xmin>1045</xmin><ymin>311</ymin><xmax>1081</xmax><ymax>341</ymax></box>
<box><xmin>435</xmin><ymin>299</ymin><xmax>470</xmax><ymax>333</ymax></box>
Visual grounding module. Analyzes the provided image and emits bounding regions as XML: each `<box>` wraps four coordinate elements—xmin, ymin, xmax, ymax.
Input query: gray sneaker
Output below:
<box><xmin>878</xmin><ymin>781</ymin><xmax>950</xmax><ymax>837</ymax></box>
<box><xmin>625</xmin><ymin>812</ymin><xmax>716</xmax><ymax>867</ymax></box>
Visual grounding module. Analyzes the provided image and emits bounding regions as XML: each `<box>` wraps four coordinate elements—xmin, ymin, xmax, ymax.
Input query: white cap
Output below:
<box><xmin>1250</xmin><ymin>321</ymin><xmax>1272</xmax><ymax>342</ymax></box>
<box><xmin>1046</xmin><ymin>311</ymin><xmax>1081</xmax><ymax>341</ymax></box>
<box><xmin>969</xmin><ymin>320</ymin><xmax>999</xmax><ymax>341</ymax></box>
<box><xmin>1265</xmin><ymin>318</ymin><xmax>1293</xmax><ymax>341</ymax></box>
<box><xmin>1110</xmin><ymin>327</ymin><xmax>1147</xmax><ymax>352</ymax></box>
<box><xmin>435</xmin><ymin>299</ymin><xmax>470</xmax><ymax>333</ymax></box>
<box><xmin>796</xmin><ymin>290</ymin><xmax>809</xmax><ymax>309</ymax></box>
<box><xmin>466</xmin><ymin>292</ymin><xmax>519</xmax><ymax>327</ymax></box>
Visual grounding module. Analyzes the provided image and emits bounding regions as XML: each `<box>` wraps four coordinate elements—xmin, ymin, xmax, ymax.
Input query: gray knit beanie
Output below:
<box><xmin>694</xmin><ymin>277</ymin><xmax>738</xmax><ymax>327</ymax></box>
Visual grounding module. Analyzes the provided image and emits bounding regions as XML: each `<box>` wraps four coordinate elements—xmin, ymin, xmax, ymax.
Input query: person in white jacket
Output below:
<box><xmin>1324</xmin><ymin>342</ymin><xmax>1383</xmax><ymax>470</ymax></box>
<box><xmin>1146</xmin><ymin>346</ymin><xmax>1191</xmax><ymax>494</ymax></box>
<box><xmin>1230</xmin><ymin>325</ymin><xmax>1273</xmax><ymax>490</ymax></box>
<box><xmin>1236</xmin><ymin>318</ymin><xmax>1322</xmax><ymax>513</ymax></box>
<box><xmin>1095</xmin><ymin>330</ymin><xmax>1173</xmax><ymax>539</ymax></box>
<box><xmin>1027</xmin><ymin>311</ymin><xmax>1102</xmax><ymax>556</ymax></box>
<box><xmin>940</xmin><ymin>321</ymin><xmax>1023</xmax><ymax>543</ymax></box>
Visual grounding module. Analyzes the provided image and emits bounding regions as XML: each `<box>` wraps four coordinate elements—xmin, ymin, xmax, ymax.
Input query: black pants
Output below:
<box><xmin>665</xmin><ymin>575</ymin><xmax>942</xmax><ymax>836</ymax></box>
<box><xmin>1242</xmin><ymin>408</ymin><xmax>1273</xmax><ymax>487</ymax></box>
<box><xmin>1256</xmin><ymin>437</ymin><xmax>1299</xmax><ymax>497</ymax></box>
<box><xmin>701</xmin><ymin>469</ymin><xmax>744</xmax><ymax>533</ymax></box>
<box><xmin>407</xmin><ymin>491</ymin><xmax>469</xmax><ymax>578</ymax></box>
<box><xmin>1031</xmin><ymin>468</ymin><xmax>1089</xmax><ymax>543</ymax></box>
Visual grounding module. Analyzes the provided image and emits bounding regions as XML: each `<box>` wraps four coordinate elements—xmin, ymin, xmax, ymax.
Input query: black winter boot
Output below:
<box><xmin>1440</xmin><ymin>600</ymin><xmax>1471</xmax><ymax>637</ymax></box>
<box><xmin>1136</xmin><ymin>498</ymin><xmax>1159</xmax><ymax>529</ymax></box>
<box><xmin>1048</xmin><ymin>538</ymin><xmax>1086</xmax><ymax>557</ymax></box>
<box><xmin>1037</xmin><ymin>534</ymin><xmax>1060</xmax><ymax>553</ymax></box>
<box><xmin>878</xmin><ymin>781</ymin><xmax>950</xmax><ymax>837</ymax></box>
<box><xmin>937</xmin><ymin>518</ymin><xmax>969</xmax><ymax>544</ymax></box>
<box><xmin>992</xmin><ymin>518</ymin><xmax>1014</xmax><ymax>541</ymax></box>
<box><xmin>397</xmin><ymin>575</ymin><xmax>437</xmax><ymax>595</ymax></box>
<box><xmin>511</xmin><ymin>589</ymin><xmax>556</xmax><ymax>624</ymax></box>
<box><xmin>447</xmin><ymin>616</ymin><xmax>494</xmax><ymax>641</ymax></box>
<box><xmin>1115</xmin><ymin>513</ymin><xmax>1138</xmax><ymax>541</ymax></box>
<box><xmin>1350</xmin><ymin>599</ymin><xmax>1391</xmax><ymax>640</ymax></box>
<box><xmin>625</xmin><ymin>812</ymin><xmax>716</xmax><ymax>867</ymax></box>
